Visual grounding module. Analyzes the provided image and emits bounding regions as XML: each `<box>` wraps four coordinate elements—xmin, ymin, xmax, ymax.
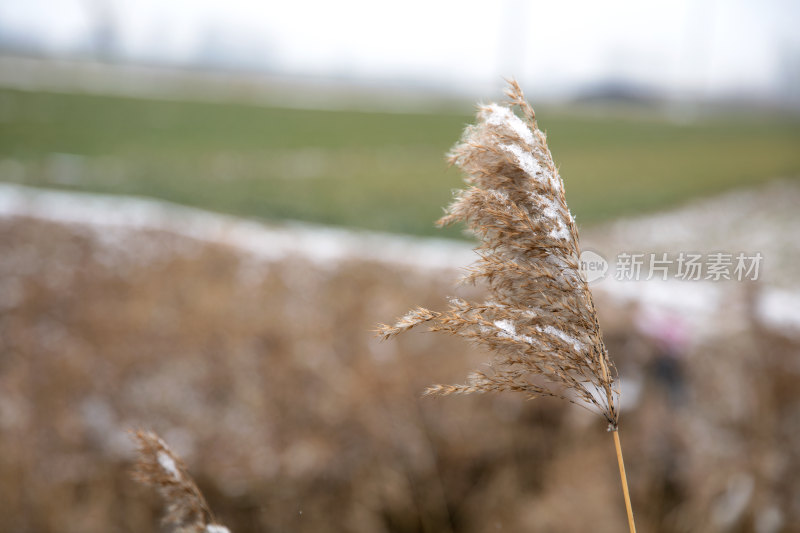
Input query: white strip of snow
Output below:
<box><xmin>0</xmin><ymin>183</ymin><xmax>474</xmax><ymax>271</ymax></box>
<box><xmin>536</xmin><ymin>324</ymin><xmax>584</xmax><ymax>351</ymax></box>
<box><xmin>493</xmin><ymin>318</ymin><xmax>536</xmax><ymax>346</ymax></box>
<box><xmin>757</xmin><ymin>288</ymin><xmax>800</xmax><ymax>332</ymax></box>
<box><xmin>2</xmin><ymin>183</ymin><xmax>798</xmax><ymax>337</ymax></box>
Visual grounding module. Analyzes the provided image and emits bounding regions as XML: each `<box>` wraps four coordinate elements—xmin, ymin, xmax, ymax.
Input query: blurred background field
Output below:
<box><xmin>1</xmin><ymin>85</ymin><xmax>799</xmax><ymax>236</ymax></box>
<box><xmin>2</xmin><ymin>186</ymin><xmax>800</xmax><ymax>533</ymax></box>
<box><xmin>2</xmin><ymin>1</ymin><xmax>800</xmax><ymax>532</ymax></box>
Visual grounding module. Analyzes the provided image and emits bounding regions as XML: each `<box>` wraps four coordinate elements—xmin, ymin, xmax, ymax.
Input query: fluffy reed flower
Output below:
<box><xmin>379</xmin><ymin>80</ymin><xmax>620</xmax><ymax>429</ymax></box>
<box><xmin>132</xmin><ymin>430</ymin><xmax>230</xmax><ymax>533</ymax></box>
<box><xmin>379</xmin><ymin>80</ymin><xmax>636</xmax><ymax>530</ymax></box>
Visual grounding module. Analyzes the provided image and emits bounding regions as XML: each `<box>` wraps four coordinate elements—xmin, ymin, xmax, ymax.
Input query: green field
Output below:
<box><xmin>1</xmin><ymin>88</ymin><xmax>799</xmax><ymax>237</ymax></box>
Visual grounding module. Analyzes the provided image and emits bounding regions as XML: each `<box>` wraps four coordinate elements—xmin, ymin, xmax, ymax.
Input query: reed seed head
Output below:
<box><xmin>378</xmin><ymin>80</ymin><xmax>620</xmax><ymax>428</ymax></box>
<box><xmin>131</xmin><ymin>430</ymin><xmax>231</xmax><ymax>533</ymax></box>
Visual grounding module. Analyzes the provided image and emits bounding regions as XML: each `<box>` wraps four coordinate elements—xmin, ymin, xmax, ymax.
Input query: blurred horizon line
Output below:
<box><xmin>2</xmin><ymin>51</ymin><xmax>799</xmax><ymax>117</ymax></box>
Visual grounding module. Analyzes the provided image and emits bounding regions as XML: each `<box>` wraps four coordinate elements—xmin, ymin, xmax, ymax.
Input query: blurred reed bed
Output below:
<box><xmin>0</xmin><ymin>209</ymin><xmax>799</xmax><ymax>532</ymax></box>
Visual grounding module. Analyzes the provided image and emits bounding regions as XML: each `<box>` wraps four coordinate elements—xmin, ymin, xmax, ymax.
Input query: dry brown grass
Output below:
<box><xmin>132</xmin><ymin>430</ymin><xmax>230</xmax><ymax>533</ymax></box>
<box><xmin>1</xmin><ymin>198</ymin><xmax>800</xmax><ymax>531</ymax></box>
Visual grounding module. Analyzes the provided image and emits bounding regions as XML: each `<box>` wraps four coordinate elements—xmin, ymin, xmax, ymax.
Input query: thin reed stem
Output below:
<box><xmin>612</xmin><ymin>430</ymin><xmax>636</xmax><ymax>533</ymax></box>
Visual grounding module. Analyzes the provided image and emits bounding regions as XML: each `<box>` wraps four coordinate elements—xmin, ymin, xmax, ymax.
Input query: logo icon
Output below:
<box><xmin>579</xmin><ymin>250</ymin><xmax>609</xmax><ymax>284</ymax></box>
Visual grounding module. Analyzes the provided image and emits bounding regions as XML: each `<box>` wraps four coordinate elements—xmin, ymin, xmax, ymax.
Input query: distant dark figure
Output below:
<box><xmin>636</xmin><ymin>308</ymin><xmax>689</xmax><ymax>408</ymax></box>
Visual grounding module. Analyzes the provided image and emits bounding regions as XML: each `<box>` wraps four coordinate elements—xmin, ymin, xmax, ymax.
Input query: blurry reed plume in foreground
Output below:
<box><xmin>379</xmin><ymin>80</ymin><xmax>635</xmax><ymax>530</ymax></box>
<box><xmin>132</xmin><ymin>430</ymin><xmax>231</xmax><ymax>533</ymax></box>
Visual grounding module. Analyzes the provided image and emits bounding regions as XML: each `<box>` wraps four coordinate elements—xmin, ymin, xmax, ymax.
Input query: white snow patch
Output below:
<box><xmin>538</xmin><ymin>195</ymin><xmax>572</xmax><ymax>241</ymax></box>
<box><xmin>549</xmin><ymin>226</ymin><xmax>571</xmax><ymax>241</ymax></box>
<box><xmin>157</xmin><ymin>451</ymin><xmax>180</xmax><ymax>480</ymax></box>
<box><xmin>494</xmin><ymin>319</ymin><xmax>516</xmax><ymax>336</ymax></box>
<box><xmin>482</xmin><ymin>104</ymin><xmax>535</xmax><ymax>146</ymax></box>
<box><xmin>493</xmin><ymin>319</ymin><xmax>535</xmax><ymax>345</ymax></box>
<box><xmin>757</xmin><ymin>288</ymin><xmax>800</xmax><ymax>332</ymax></box>
<box><xmin>536</xmin><ymin>324</ymin><xmax>584</xmax><ymax>351</ymax></box>
<box><xmin>493</xmin><ymin>317</ymin><xmax>583</xmax><ymax>352</ymax></box>
<box><xmin>619</xmin><ymin>375</ymin><xmax>642</xmax><ymax>412</ymax></box>
<box><xmin>539</xmin><ymin>196</ymin><xmax>561</xmax><ymax>222</ymax></box>
<box><xmin>501</xmin><ymin>143</ymin><xmax>544</xmax><ymax>182</ymax></box>
<box><xmin>500</xmin><ymin>142</ymin><xmax>565</xmax><ymax>196</ymax></box>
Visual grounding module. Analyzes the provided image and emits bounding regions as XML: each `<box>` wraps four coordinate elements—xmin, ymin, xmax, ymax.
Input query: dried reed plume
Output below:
<box><xmin>131</xmin><ymin>430</ymin><xmax>231</xmax><ymax>533</ymax></box>
<box><xmin>378</xmin><ymin>80</ymin><xmax>635</xmax><ymax>531</ymax></box>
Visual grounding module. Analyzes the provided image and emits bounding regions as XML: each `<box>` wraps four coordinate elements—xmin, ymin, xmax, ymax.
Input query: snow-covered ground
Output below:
<box><xmin>1</xmin><ymin>181</ymin><xmax>798</xmax><ymax>339</ymax></box>
<box><xmin>582</xmin><ymin>178</ymin><xmax>800</xmax><ymax>290</ymax></box>
<box><xmin>0</xmin><ymin>183</ymin><xmax>474</xmax><ymax>271</ymax></box>
<box><xmin>581</xmin><ymin>179</ymin><xmax>800</xmax><ymax>339</ymax></box>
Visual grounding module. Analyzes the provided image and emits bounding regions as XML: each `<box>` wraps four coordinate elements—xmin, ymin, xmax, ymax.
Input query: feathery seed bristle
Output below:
<box><xmin>380</xmin><ymin>80</ymin><xmax>620</xmax><ymax>428</ymax></box>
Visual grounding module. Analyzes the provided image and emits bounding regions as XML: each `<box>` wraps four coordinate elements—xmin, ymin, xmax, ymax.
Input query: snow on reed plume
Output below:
<box><xmin>378</xmin><ymin>80</ymin><xmax>620</xmax><ymax>429</ymax></box>
<box><xmin>132</xmin><ymin>430</ymin><xmax>231</xmax><ymax>533</ymax></box>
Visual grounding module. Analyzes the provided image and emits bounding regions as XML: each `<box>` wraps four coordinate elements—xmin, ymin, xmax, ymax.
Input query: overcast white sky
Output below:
<box><xmin>1</xmin><ymin>0</ymin><xmax>798</xmax><ymax>100</ymax></box>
